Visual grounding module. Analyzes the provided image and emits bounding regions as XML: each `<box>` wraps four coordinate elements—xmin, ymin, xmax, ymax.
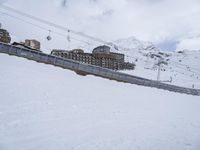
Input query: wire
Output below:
<box><xmin>0</xmin><ymin>10</ymin><xmax>92</xmax><ymax>45</ymax></box>
<box><xmin>0</xmin><ymin>10</ymin><xmax>48</xmax><ymax>31</ymax></box>
<box><xmin>168</xmin><ymin>62</ymin><xmax>200</xmax><ymax>76</ymax></box>
<box><xmin>164</xmin><ymin>66</ymin><xmax>200</xmax><ymax>81</ymax></box>
<box><xmin>0</xmin><ymin>5</ymin><xmax>111</xmax><ymax>45</ymax></box>
<box><xmin>0</xmin><ymin>11</ymin><xmax>4</xmax><ymax>16</ymax></box>
<box><xmin>170</xmin><ymin>60</ymin><xmax>200</xmax><ymax>72</ymax></box>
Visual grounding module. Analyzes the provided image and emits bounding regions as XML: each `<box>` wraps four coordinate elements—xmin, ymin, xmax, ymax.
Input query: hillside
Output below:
<box><xmin>112</xmin><ymin>38</ymin><xmax>200</xmax><ymax>89</ymax></box>
<box><xmin>0</xmin><ymin>53</ymin><xmax>200</xmax><ymax>150</ymax></box>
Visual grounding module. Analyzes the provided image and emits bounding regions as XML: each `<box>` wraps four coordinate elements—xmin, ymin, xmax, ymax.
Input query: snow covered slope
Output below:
<box><xmin>121</xmin><ymin>51</ymin><xmax>200</xmax><ymax>89</ymax></box>
<box><xmin>113</xmin><ymin>38</ymin><xmax>200</xmax><ymax>89</ymax></box>
<box><xmin>0</xmin><ymin>54</ymin><xmax>200</xmax><ymax>150</ymax></box>
<box><xmin>114</xmin><ymin>36</ymin><xmax>159</xmax><ymax>52</ymax></box>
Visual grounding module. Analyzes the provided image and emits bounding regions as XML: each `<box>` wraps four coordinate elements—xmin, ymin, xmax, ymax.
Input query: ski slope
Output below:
<box><xmin>115</xmin><ymin>38</ymin><xmax>200</xmax><ymax>89</ymax></box>
<box><xmin>0</xmin><ymin>54</ymin><xmax>200</xmax><ymax>150</ymax></box>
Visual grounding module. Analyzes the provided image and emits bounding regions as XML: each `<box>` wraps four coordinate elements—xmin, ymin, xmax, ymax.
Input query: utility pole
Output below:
<box><xmin>170</xmin><ymin>76</ymin><xmax>172</xmax><ymax>83</ymax></box>
<box><xmin>62</xmin><ymin>0</ymin><xmax>67</xmax><ymax>7</ymax></box>
<box><xmin>157</xmin><ymin>62</ymin><xmax>161</xmax><ymax>81</ymax></box>
<box><xmin>157</xmin><ymin>58</ymin><xmax>167</xmax><ymax>81</ymax></box>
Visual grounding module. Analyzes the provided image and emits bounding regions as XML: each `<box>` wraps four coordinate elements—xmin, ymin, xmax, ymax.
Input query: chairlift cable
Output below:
<box><xmin>0</xmin><ymin>10</ymin><xmax>92</xmax><ymax>45</ymax></box>
<box><xmin>0</xmin><ymin>5</ymin><xmax>110</xmax><ymax>45</ymax></box>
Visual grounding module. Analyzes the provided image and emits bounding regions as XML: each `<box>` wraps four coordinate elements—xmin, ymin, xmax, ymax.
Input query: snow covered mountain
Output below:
<box><xmin>102</xmin><ymin>37</ymin><xmax>200</xmax><ymax>89</ymax></box>
<box><xmin>114</xmin><ymin>36</ymin><xmax>159</xmax><ymax>52</ymax></box>
<box><xmin>120</xmin><ymin>46</ymin><xmax>200</xmax><ymax>89</ymax></box>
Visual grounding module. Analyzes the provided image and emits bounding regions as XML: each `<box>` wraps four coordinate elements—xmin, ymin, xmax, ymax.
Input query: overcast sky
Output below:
<box><xmin>1</xmin><ymin>0</ymin><xmax>200</xmax><ymax>51</ymax></box>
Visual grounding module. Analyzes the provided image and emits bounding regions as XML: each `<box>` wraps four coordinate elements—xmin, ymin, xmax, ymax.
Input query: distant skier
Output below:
<box><xmin>192</xmin><ymin>84</ymin><xmax>195</xmax><ymax>88</ymax></box>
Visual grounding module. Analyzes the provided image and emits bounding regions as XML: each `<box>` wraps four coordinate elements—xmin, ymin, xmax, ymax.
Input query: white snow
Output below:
<box><xmin>113</xmin><ymin>38</ymin><xmax>200</xmax><ymax>89</ymax></box>
<box><xmin>1</xmin><ymin>1</ymin><xmax>200</xmax><ymax>149</ymax></box>
<box><xmin>0</xmin><ymin>53</ymin><xmax>200</xmax><ymax>150</ymax></box>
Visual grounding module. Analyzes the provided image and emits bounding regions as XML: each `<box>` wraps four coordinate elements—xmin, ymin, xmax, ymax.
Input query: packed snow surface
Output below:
<box><xmin>0</xmin><ymin>54</ymin><xmax>200</xmax><ymax>150</ymax></box>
